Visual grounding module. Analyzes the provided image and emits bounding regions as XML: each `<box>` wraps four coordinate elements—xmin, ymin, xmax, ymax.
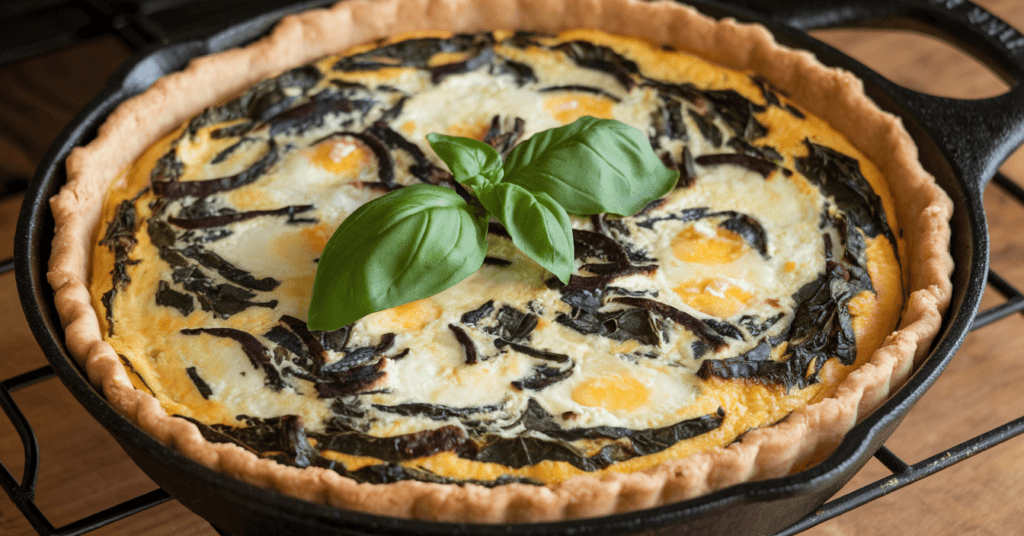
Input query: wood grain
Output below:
<box><xmin>2</xmin><ymin>1</ymin><xmax>1023</xmax><ymax>534</ymax></box>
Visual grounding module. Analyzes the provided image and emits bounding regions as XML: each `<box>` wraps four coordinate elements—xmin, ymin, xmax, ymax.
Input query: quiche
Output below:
<box><xmin>49</xmin><ymin>0</ymin><xmax>953</xmax><ymax>522</ymax></box>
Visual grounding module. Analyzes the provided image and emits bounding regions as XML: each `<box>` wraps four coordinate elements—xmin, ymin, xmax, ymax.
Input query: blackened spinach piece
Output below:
<box><xmin>176</xmin><ymin>245</ymin><xmax>279</xmax><ymax>291</ymax></box>
<box><xmin>449</xmin><ymin>324</ymin><xmax>479</xmax><ymax>364</ymax></box>
<box><xmin>565</xmin><ymin>264</ymin><xmax>658</xmax><ymax>291</ymax></box>
<box><xmin>372</xmin><ymin>402</ymin><xmax>503</xmax><ymax>422</ymax></box>
<box><xmin>785</xmin><ymin>225</ymin><xmax>871</xmax><ymax>370</ymax></box>
<box><xmin>344</xmin><ymin>464</ymin><xmax>540</xmax><ymax>487</ymax></box>
<box><xmin>482</xmin><ymin>115</ymin><xmax>526</xmax><ymax>159</ymax></box>
<box><xmin>555</xmin><ymin>285</ymin><xmax>662</xmax><ymax>346</ymax></box>
<box><xmin>366</xmin><ymin>121</ymin><xmax>452</xmax><ymax>185</ymax></box>
<box><xmin>698</xmin><ymin>340</ymin><xmax>805</xmax><ymax>387</ymax></box>
<box><xmin>100</xmin><ymin>290</ymin><xmax>116</xmax><ymax>336</ymax></box>
<box><xmin>695</xmin><ymin>153</ymin><xmax>777</xmax><ymax>179</ymax></box>
<box><xmin>650</xmin><ymin>97</ymin><xmax>687</xmax><ymax>141</ymax></box>
<box><xmin>644</xmin><ymin>80</ymin><xmax>707</xmax><ymax>108</ymax></box>
<box><xmin>98</xmin><ymin>192</ymin><xmax>147</xmax><ymax>335</ymax></box>
<box><xmin>483</xmin><ymin>256</ymin><xmax>513</xmax><ymax>267</ymax></box>
<box><xmin>189</xmin><ymin>414</ymin><xmax>323</xmax><ymax>468</ymax></box>
<box><xmin>704</xmin><ymin>318</ymin><xmax>744</xmax><ymax>341</ymax></box>
<box><xmin>688</xmin><ymin>109</ymin><xmax>722</xmax><ymax>147</ymax></box>
<box><xmin>487</xmin><ymin>221</ymin><xmax>512</xmax><ymax>239</ymax></box>
<box><xmin>186</xmin><ymin>366</ymin><xmax>213</xmax><ymax>398</ymax></box>
<box><xmin>279</xmin><ymin>315</ymin><xmax>327</xmax><ymax>372</ymax></box>
<box><xmin>185</xmin><ymin>414</ymin><xmax>286</xmax><ymax>455</ymax></box>
<box><xmin>727</xmin><ymin>136</ymin><xmax>784</xmax><ymax>164</ymax></box>
<box><xmin>268</xmin><ymin>92</ymin><xmax>376</xmax><ymax>136</ymax></box>
<box><xmin>580</xmin><ymin>263</ymin><xmax>655</xmax><ymax>276</ymax></box>
<box><xmin>692</xmin><ymin>339</ymin><xmax>710</xmax><ymax>360</ymax></box>
<box><xmin>324</xmin><ymin>346</ymin><xmax>376</xmax><ymax>372</ymax></box>
<box><xmin>538</xmin><ymin>84</ymin><xmax>622</xmax><ymax>102</ymax></box>
<box><xmin>171</xmin><ymin>265</ymin><xmax>278</xmax><ymax>318</ymax></box>
<box><xmin>180</xmin><ymin>414</ymin><xmax>320</xmax><ymax>473</ymax></box>
<box><xmin>612</xmin><ymin>296</ymin><xmax>727</xmax><ymax>351</ymax></box>
<box><xmin>748</xmin><ymin>74</ymin><xmax>806</xmax><ymax>119</ymax></box>
<box><xmin>496</xmin><ymin>339</ymin><xmax>570</xmax><ymax>364</ymax></box>
<box><xmin>511</xmin><ymin>362</ymin><xmax>575</xmax><ymax>390</ymax></box>
<box><xmin>506</xmin><ymin>31</ymin><xmax>545</xmax><ymax>48</ymax></box>
<box><xmin>475</xmin><ymin>399</ymin><xmax>724</xmax><ymax>470</ymax></box>
<box><xmin>536</xmin><ymin>404</ymin><xmax>725</xmax><ymax>457</ymax></box>
<box><xmin>181</xmin><ymin>327</ymin><xmax>269</xmax><ymax>368</ymax></box>
<box><xmin>750</xmin><ymin>74</ymin><xmax>782</xmax><ymax>107</ymax></box>
<box><xmin>599</xmin><ymin>308</ymin><xmax>662</xmax><ymax>346</ymax></box>
<box><xmin>339</xmin><ymin>34</ymin><xmax>489</xmax><ymax>70</ymax></box>
<box><xmin>315</xmin><ymin>360</ymin><xmax>386</xmax><ymax>398</ymax></box>
<box><xmin>187</xmin><ymin>413</ymin><xmax>542</xmax><ymax>486</ymax></box>
<box><xmin>486</xmin><ymin>305</ymin><xmax>538</xmax><ymax>341</ymax></box>
<box><xmin>631</xmin><ymin>410</ymin><xmax>727</xmax><ymax>454</ymax></box>
<box><xmin>155</xmin><ymin>280</ymin><xmax>194</xmax><ymax>316</ymax></box>
<box><xmin>796</xmin><ymin>139</ymin><xmax>897</xmax><ymax>249</ymax></box>
<box><xmin>152</xmin><ymin>215</ymin><xmax>279</xmax><ymax>317</ymax></box>
<box><xmin>167</xmin><ymin>204</ymin><xmax>315</xmax><ymax>229</ymax></box>
<box><xmin>559</xmin><ymin>287</ymin><xmax>604</xmax><ymax>315</ymax></box>
<box><xmin>312</xmin><ymin>324</ymin><xmax>352</xmax><ymax>353</ymax></box>
<box><xmin>494</xmin><ymin>58</ymin><xmax>537</xmax><ymax>86</ymax></box>
<box><xmin>739</xmin><ymin>312</ymin><xmax>784</xmax><ymax>338</ymax></box>
<box><xmin>152</xmin><ymin>141</ymin><xmax>279</xmax><ymax>199</ymax></box>
<box><xmin>320</xmin><ymin>332</ymin><xmax>396</xmax><ymax>375</ymax></box>
<box><xmin>99</xmin><ymin>197</ymin><xmax>141</xmax><ymax>288</ymax></box>
<box><xmin>151</xmin><ymin>150</ymin><xmax>184</xmax><ymax>183</ymax></box>
<box><xmin>475</xmin><ymin>434</ymin><xmax>627</xmax><ymax>471</ymax></box>
<box><xmin>430</xmin><ymin>46</ymin><xmax>495</xmax><ymax>82</ymax></box>
<box><xmin>377</xmin><ymin>332</ymin><xmax>397</xmax><ymax>353</ymax></box>
<box><xmin>676</xmin><ymin>146</ymin><xmax>698</xmax><ymax>188</ymax></box>
<box><xmin>181</xmin><ymin>327</ymin><xmax>285</xmax><ymax>391</ymax></box>
<box><xmin>264</xmin><ymin>325</ymin><xmax>310</xmax><ymax>364</ymax></box>
<box><xmin>211</xmin><ymin>137</ymin><xmax>255</xmax><ymax>164</ymax></box>
<box><xmin>635</xmin><ymin>207</ymin><xmax>712</xmax><ymax>232</ymax></box>
<box><xmin>211</xmin><ymin>122</ymin><xmax>254</xmax><ymax>140</ymax></box>
<box><xmin>553</xmin><ymin>40</ymin><xmax>639</xmax><ymax>89</ymax></box>
<box><xmin>172</xmin><ymin>197</ymin><xmax>229</xmax><ymax>221</ymax></box>
<box><xmin>320</xmin><ymin>424</ymin><xmax>475</xmax><ymax>461</ymax></box>
<box><xmin>719</xmin><ymin>213</ymin><xmax>769</xmax><ymax>259</ymax></box>
<box><xmin>572</xmin><ymin>229</ymin><xmax>631</xmax><ymax>265</ymax></box>
<box><xmin>186</xmin><ymin>65</ymin><xmax>324</xmax><ymax>138</ymax></box>
<box><xmin>461</xmin><ymin>300</ymin><xmax>495</xmax><ymax>325</ymax></box>
<box><xmin>704</xmin><ymin>88</ymin><xmax>768</xmax><ymax>140</ymax></box>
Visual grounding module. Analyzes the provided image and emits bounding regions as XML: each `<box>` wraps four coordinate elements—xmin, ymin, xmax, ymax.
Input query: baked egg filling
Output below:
<box><xmin>92</xmin><ymin>29</ymin><xmax>905</xmax><ymax>486</ymax></box>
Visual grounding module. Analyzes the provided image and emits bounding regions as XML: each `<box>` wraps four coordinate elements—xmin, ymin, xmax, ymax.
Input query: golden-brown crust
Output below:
<box><xmin>49</xmin><ymin>0</ymin><xmax>953</xmax><ymax>522</ymax></box>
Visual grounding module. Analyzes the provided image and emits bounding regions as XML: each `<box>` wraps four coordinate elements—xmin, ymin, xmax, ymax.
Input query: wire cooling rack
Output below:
<box><xmin>2</xmin><ymin>1</ymin><xmax>1023</xmax><ymax>534</ymax></box>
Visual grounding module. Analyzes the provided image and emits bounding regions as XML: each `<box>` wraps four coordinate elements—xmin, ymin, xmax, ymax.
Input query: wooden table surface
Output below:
<box><xmin>2</xmin><ymin>1</ymin><xmax>1024</xmax><ymax>534</ymax></box>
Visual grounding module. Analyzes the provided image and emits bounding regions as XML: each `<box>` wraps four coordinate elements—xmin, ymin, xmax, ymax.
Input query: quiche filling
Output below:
<box><xmin>92</xmin><ymin>29</ymin><xmax>905</xmax><ymax>486</ymax></box>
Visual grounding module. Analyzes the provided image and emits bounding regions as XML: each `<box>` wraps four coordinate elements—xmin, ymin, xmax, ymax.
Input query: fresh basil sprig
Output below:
<box><xmin>306</xmin><ymin>117</ymin><xmax>678</xmax><ymax>331</ymax></box>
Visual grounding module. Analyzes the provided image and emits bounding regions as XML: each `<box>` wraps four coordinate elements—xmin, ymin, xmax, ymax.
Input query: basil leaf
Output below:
<box><xmin>307</xmin><ymin>184</ymin><xmax>488</xmax><ymax>331</ymax></box>
<box><xmin>426</xmin><ymin>133</ymin><xmax>503</xmax><ymax>192</ymax></box>
<box><xmin>501</xmin><ymin>116</ymin><xmax>679</xmax><ymax>215</ymax></box>
<box><xmin>478</xmin><ymin>183</ymin><xmax>574</xmax><ymax>283</ymax></box>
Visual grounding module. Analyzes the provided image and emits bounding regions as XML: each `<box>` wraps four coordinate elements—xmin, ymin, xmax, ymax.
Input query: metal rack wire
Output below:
<box><xmin>2</xmin><ymin>1</ymin><xmax>1023</xmax><ymax>534</ymax></box>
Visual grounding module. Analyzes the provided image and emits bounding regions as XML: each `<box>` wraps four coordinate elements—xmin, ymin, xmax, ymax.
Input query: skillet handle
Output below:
<box><xmin>723</xmin><ymin>0</ymin><xmax>1024</xmax><ymax>190</ymax></box>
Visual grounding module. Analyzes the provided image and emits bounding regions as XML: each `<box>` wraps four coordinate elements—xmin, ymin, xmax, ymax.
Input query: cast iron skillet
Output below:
<box><xmin>15</xmin><ymin>0</ymin><xmax>1024</xmax><ymax>534</ymax></box>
